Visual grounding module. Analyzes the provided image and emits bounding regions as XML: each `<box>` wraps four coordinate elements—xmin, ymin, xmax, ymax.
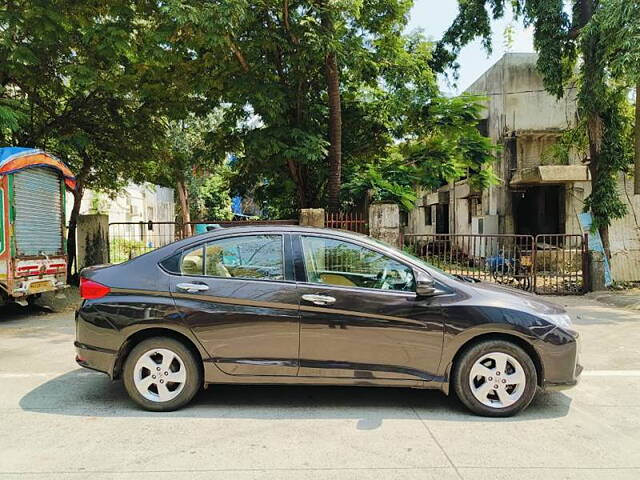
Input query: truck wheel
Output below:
<box><xmin>453</xmin><ymin>339</ymin><xmax>537</xmax><ymax>417</ymax></box>
<box><xmin>123</xmin><ymin>337</ymin><xmax>202</xmax><ymax>412</ymax></box>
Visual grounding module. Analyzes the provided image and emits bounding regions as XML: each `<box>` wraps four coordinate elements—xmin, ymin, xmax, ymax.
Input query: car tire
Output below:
<box><xmin>453</xmin><ymin>339</ymin><xmax>537</xmax><ymax>417</ymax></box>
<box><xmin>123</xmin><ymin>337</ymin><xmax>202</xmax><ymax>412</ymax></box>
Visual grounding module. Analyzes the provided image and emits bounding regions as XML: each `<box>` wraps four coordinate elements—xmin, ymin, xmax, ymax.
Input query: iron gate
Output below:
<box><xmin>404</xmin><ymin>233</ymin><xmax>588</xmax><ymax>295</ymax></box>
<box><xmin>325</xmin><ymin>211</ymin><xmax>369</xmax><ymax>234</ymax></box>
<box><xmin>108</xmin><ymin>219</ymin><xmax>298</xmax><ymax>264</ymax></box>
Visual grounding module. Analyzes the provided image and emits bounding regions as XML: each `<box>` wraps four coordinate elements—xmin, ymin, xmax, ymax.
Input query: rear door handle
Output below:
<box><xmin>176</xmin><ymin>283</ymin><xmax>209</xmax><ymax>293</ymax></box>
<box><xmin>301</xmin><ymin>294</ymin><xmax>336</xmax><ymax>306</ymax></box>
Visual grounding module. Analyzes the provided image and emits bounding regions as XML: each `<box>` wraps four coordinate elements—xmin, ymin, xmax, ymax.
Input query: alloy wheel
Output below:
<box><xmin>468</xmin><ymin>351</ymin><xmax>526</xmax><ymax>408</ymax></box>
<box><xmin>133</xmin><ymin>348</ymin><xmax>187</xmax><ymax>402</ymax></box>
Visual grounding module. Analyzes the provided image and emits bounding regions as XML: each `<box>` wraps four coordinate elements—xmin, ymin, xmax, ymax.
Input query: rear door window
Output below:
<box><xmin>161</xmin><ymin>235</ymin><xmax>285</xmax><ymax>281</ymax></box>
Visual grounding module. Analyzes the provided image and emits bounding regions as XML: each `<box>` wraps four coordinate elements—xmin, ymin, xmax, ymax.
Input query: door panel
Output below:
<box><xmin>297</xmin><ymin>284</ymin><xmax>444</xmax><ymax>380</ymax></box>
<box><xmin>168</xmin><ymin>234</ymin><xmax>300</xmax><ymax>376</ymax></box>
<box><xmin>295</xmin><ymin>235</ymin><xmax>444</xmax><ymax>382</ymax></box>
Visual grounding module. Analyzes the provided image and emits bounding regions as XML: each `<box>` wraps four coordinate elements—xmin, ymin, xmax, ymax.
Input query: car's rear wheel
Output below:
<box><xmin>123</xmin><ymin>337</ymin><xmax>202</xmax><ymax>411</ymax></box>
<box><xmin>453</xmin><ymin>339</ymin><xmax>537</xmax><ymax>417</ymax></box>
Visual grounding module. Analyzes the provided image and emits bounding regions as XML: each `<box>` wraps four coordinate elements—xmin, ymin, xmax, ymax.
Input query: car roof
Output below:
<box><xmin>162</xmin><ymin>224</ymin><xmax>374</xmax><ymax>255</ymax></box>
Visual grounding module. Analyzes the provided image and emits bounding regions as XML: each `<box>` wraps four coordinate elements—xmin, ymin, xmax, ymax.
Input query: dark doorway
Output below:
<box><xmin>513</xmin><ymin>185</ymin><xmax>565</xmax><ymax>236</ymax></box>
<box><xmin>435</xmin><ymin>204</ymin><xmax>449</xmax><ymax>234</ymax></box>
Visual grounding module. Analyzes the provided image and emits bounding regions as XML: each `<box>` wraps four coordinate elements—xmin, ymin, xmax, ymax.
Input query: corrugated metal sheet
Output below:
<box><xmin>14</xmin><ymin>168</ymin><xmax>63</xmax><ymax>256</ymax></box>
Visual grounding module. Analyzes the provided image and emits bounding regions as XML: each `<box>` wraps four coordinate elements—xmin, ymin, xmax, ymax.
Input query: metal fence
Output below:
<box><xmin>108</xmin><ymin>219</ymin><xmax>298</xmax><ymax>263</ymax></box>
<box><xmin>325</xmin><ymin>211</ymin><xmax>368</xmax><ymax>234</ymax></box>
<box><xmin>404</xmin><ymin>233</ymin><xmax>588</xmax><ymax>295</ymax></box>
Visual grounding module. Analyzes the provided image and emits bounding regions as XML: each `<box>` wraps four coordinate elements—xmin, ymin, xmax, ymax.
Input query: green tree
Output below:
<box><xmin>343</xmin><ymin>94</ymin><xmax>499</xmax><ymax>209</ymax></box>
<box><xmin>591</xmin><ymin>0</ymin><xmax>640</xmax><ymax>193</ymax></box>
<box><xmin>154</xmin><ymin>111</ymin><xmax>239</xmax><ymax>235</ymax></box>
<box><xmin>171</xmin><ymin>0</ymin><xmax>442</xmax><ymax>211</ymax></box>
<box><xmin>432</xmin><ymin>0</ymin><xmax>636</xmax><ymax>258</ymax></box>
<box><xmin>189</xmin><ymin>169</ymin><xmax>234</xmax><ymax>222</ymax></box>
<box><xmin>0</xmin><ymin>0</ymin><xmax>180</xmax><ymax>277</ymax></box>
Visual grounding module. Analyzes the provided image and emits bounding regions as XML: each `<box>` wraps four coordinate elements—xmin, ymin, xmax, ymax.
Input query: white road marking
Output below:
<box><xmin>0</xmin><ymin>371</ymin><xmax>99</xmax><ymax>378</ymax></box>
<box><xmin>582</xmin><ymin>370</ymin><xmax>640</xmax><ymax>377</ymax></box>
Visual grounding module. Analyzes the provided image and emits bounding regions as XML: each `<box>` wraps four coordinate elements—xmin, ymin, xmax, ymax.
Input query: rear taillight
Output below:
<box><xmin>80</xmin><ymin>277</ymin><xmax>111</xmax><ymax>299</ymax></box>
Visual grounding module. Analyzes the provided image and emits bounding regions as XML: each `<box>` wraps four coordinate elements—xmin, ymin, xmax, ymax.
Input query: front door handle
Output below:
<box><xmin>176</xmin><ymin>283</ymin><xmax>209</xmax><ymax>293</ymax></box>
<box><xmin>301</xmin><ymin>294</ymin><xmax>336</xmax><ymax>306</ymax></box>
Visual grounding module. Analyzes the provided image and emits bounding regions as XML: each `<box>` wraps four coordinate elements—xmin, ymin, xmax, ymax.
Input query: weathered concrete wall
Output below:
<box><xmin>466</xmin><ymin>53</ymin><xmax>577</xmax><ymax>139</ymax></box>
<box><xmin>369</xmin><ymin>203</ymin><xmax>401</xmax><ymax>247</ymax></box>
<box><xmin>77</xmin><ymin>214</ymin><xmax>109</xmax><ymax>271</ymax></box>
<box><xmin>406</xmin><ymin>187</ymin><xmax>436</xmax><ymax>236</ymax></box>
<box><xmin>66</xmin><ymin>183</ymin><xmax>176</xmax><ymax>224</ymax></box>
<box><xmin>299</xmin><ymin>208</ymin><xmax>325</xmax><ymax>228</ymax></box>
<box><xmin>608</xmin><ymin>176</ymin><xmax>640</xmax><ymax>281</ymax></box>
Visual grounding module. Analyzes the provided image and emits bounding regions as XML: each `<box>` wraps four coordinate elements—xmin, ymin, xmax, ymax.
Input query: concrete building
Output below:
<box><xmin>406</xmin><ymin>53</ymin><xmax>640</xmax><ymax>281</ymax></box>
<box><xmin>66</xmin><ymin>183</ymin><xmax>175</xmax><ymax>225</ymax></box>
<box><xmin>66</xmin><ymin>183</ymin><xmax>176</xmax><ymax>254</ymax></box>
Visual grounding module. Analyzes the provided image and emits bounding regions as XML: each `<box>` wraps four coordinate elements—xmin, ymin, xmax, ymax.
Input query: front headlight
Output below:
<box><xmin>539</xmin><ymin>313</ymin><xmax>573</xmax><ymax>329</ymax></box>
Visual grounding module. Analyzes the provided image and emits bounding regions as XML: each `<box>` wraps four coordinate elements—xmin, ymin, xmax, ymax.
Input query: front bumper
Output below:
<box><xmin>74</xmin><ymin>341</ymin><xmax>117</xmax><ymax>378</ymax></box>
<box><xmin>544</xmin><ymin>363</ymin><xmax>583</xmax><ymax>391</ymax></box>
<box><xmin>540</xmin><ymin>327</ymin><xmax>582</xmax><ymax>391</ymax></box>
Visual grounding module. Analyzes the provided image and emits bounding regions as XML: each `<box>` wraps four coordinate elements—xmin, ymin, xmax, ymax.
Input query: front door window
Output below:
<box><xmin>301</xmin><ymin>236</ymin><xmax>414</xmax><ymax>292</ymax></box>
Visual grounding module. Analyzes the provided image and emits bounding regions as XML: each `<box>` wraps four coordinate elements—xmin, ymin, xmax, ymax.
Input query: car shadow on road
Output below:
<box><xmin>20</xmin><ymin>369</ymin><xmax>572</xmax><ymax>427</ymax></box>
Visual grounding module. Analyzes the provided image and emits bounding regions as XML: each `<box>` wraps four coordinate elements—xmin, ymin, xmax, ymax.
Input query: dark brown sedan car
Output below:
<box><xmin>75</xmin><ymin>226</ymin><xmax>581</xmax><ymax>416</ymax></box>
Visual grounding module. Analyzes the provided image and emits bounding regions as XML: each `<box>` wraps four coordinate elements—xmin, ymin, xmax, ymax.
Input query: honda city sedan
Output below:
<box><xmin>75</xmin><ymin>226</ymin><xmax>581</xmax><ymax>416</ymax></box>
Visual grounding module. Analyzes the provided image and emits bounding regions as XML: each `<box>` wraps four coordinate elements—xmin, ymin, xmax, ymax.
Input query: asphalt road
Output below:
<box><xmin>1</xmin><ymin>295</ymin><xmax>639</xmax><ymax>479</ymax></box>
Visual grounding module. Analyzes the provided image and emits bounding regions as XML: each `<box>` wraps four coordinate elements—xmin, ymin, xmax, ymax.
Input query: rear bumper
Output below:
<box><xmin>74</xmin><ymin>341</ymin><xmax>117</xmax><ymax>379</ymax></box>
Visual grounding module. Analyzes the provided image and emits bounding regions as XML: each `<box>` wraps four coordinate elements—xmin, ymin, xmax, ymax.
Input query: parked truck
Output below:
<box><xmin>0</xmin><ymin>147</ymin><xmax>76</xmax><ymax>306</ymax></box>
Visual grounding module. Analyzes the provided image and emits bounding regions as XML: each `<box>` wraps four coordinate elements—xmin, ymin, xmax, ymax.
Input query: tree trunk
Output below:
<box><xmin>176</xmin><ymin>179</ymin><xmax>192</xmax><ymax>238</ymax></box>
<box><xmin>579</xmin><ymin>0</ymin><xmax>612</xmax><ymax>259</ymax></box>
<box><xmin>586</xmin><ymin>112</ymin><xmax>613</xmax><ymax>259</ymax></box>
<box><xmin>66</xmin><ymin>183</ymin><xmax>84</xmax><ymax>283</ymax></box>
<box><xmin>67</xmin><ymin>153</ymin><xmax>92</xmax><ymax>283</ymax></box>
<box><xmin>635</xmin><ymin>82</ymin><xmax>640</xmax><ymax>195</ymax></box>
<box><xmin>322</xmin><ymin>12</ymin><xmax>342</xmax><ymax>212</ymax></box>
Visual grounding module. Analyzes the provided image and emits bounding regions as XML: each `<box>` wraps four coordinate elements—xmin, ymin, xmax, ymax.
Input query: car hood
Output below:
<box><xmin>464</xmin><ymin>280</ymin><xmax>566</xmax><ymax>315</ymax></box>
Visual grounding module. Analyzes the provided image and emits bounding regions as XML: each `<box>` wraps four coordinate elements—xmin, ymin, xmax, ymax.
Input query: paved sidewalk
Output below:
<box><xmin>587</xmin><ymin>288</ymin><xmax>640</xmax><ymax>311</ymax></box>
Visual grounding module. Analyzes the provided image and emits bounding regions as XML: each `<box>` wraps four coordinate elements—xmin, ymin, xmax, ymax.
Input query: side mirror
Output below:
<box><xmin>415</xmin><ymin>270</ymin><xmax>437</xmax><ymax>297</ymax></box>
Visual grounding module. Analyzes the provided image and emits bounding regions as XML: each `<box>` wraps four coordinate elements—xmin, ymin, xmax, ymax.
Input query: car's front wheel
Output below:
<box><xmin>123</xmin><ymin>337</ymin><xmax>202</xmax><ymax>411</ymax></box>
<box><xmin>453</xmin><ymin>339</ymin><xmax>538</xmax><ymax>417</ymax></box>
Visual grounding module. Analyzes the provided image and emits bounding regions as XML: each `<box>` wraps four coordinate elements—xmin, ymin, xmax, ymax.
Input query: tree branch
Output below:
<box><xmin>225</xmin><ymin>35</ymin><xmax>250</xmax><ymax>73</ymax></box>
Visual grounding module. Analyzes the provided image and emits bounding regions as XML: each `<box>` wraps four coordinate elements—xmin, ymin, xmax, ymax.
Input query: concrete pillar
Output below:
<box><xmin>299</xmin><ymin>208</ymin><xmax>325</xmax><ymax>228</ymax></box>
<box><xmin>77</xmin><ymin>214</ymin><xmax>109</xmax><ymax>270</ymax></box>
<box><xmin>369</xmin><ymin>203</ymin><xmax>401</xmax><ymax>247</ymax></box>
<box><xmin>588</xmin><ymin>250</ymin><xmax>607</xmax><ymax>292</ymax></box>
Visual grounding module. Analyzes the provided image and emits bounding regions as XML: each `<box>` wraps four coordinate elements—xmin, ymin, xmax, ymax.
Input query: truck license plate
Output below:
<box><xmin>29</xmin><ymin>280</ymin><xmax>53</xmax><ymax>294</ymax></box>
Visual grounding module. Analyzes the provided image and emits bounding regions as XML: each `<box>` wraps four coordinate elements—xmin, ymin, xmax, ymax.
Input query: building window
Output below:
<box><xmin>400</xmin><ymin>210</ymin><xmax>409</xmax><ymax>227</ymax></box>
<box><xmin>468</xmin><ymin>197</ymin><xmax>482</xmax><ymax>223</ymax></box>
<box><xmin>424</xmin><ymin>206</ymin><xmax>432</xmax><ymax>226</ymax></box>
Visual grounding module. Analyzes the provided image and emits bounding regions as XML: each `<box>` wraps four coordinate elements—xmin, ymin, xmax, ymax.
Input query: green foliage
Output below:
<box><xmin>343</xmin><ymin>94</ymin><xmax>499</xmax><ymax>210</ymax></box>
<box><xmin>584</xmin><ymin>89</ymin><xmax>635</xmax><ymax>230</ymax></box>
<box><xmin>0</xmin><ymin>0</ymin><xmax>176</xmax><ymax>193</ymax></box>
<box><xmin>1</xmin><ymin>0</ymin><xmax>503</xmax><ymax>227</ymax></box>
<box><xmin>593</xmin><ymin>0</ymin><xmax>640</xmax><ymax>84</ymax></box>
<box><xmin>541</xmin><ymin>121</ymin><xmax>589</xmax><ymax>165</ymax></box>
<box><xmin>188</xmin><ymin>163</ymin><xmax>234</xmax><ymax>221</ymax></box>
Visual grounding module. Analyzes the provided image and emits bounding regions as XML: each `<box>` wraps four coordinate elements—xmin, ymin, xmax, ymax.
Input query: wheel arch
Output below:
<box><xmin>113</xmin><ymin>327</ymin><xmax>204</xmax><ymax>380</ymax></box>
<box><xmin>443</xmin><ymin>332</ymin><xmax>544</xmax><ymax>394</ymax></box>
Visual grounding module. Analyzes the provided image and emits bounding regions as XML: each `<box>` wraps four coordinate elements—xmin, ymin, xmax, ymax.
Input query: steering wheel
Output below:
<box><xmin>376</xmin><ymin>266</ymin><xmax>390</xmax><ymax>289</ymax></box>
